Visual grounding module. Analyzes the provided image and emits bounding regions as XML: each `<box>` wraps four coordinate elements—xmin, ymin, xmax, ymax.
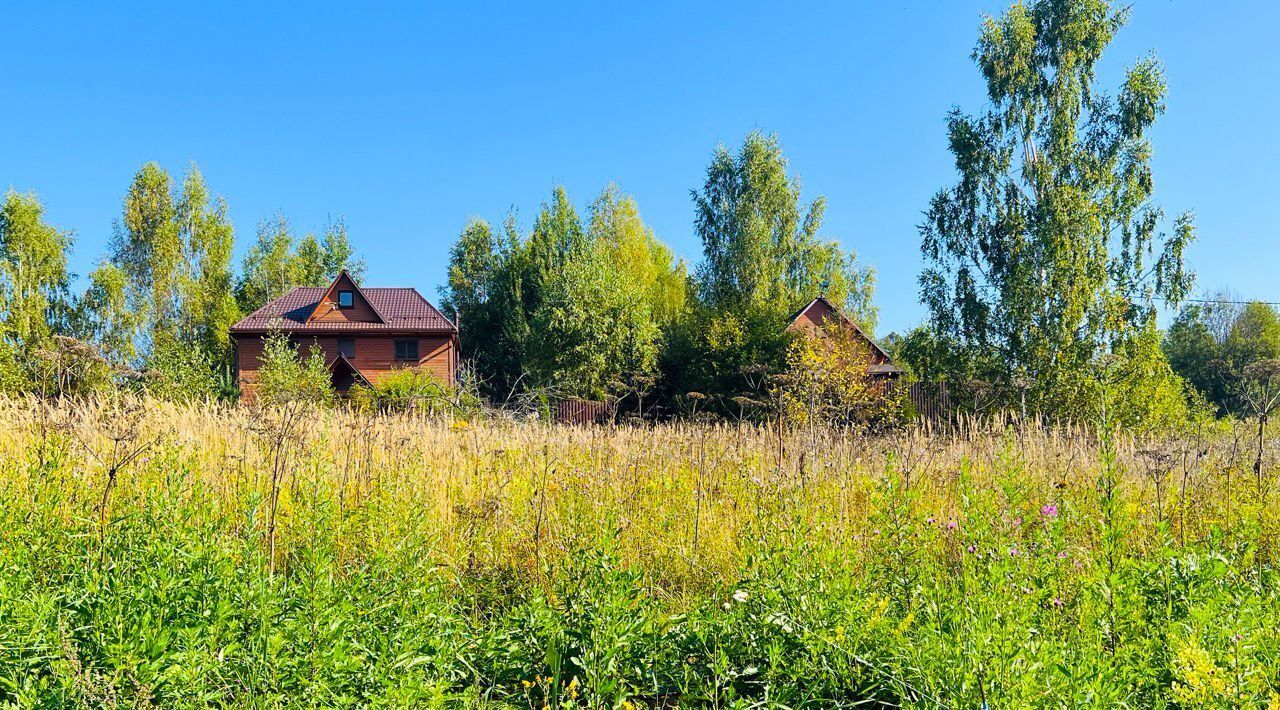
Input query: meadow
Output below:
<box><xmin>1</xmin><ymin>397</ymin><xmax>1278</xmax><ymax>707</ymax></box>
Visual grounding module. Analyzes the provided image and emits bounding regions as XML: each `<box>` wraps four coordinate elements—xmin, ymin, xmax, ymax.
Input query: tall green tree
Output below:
<box><xmin>0</xmin><ymin>190</ymin><xmax>72</xmax><ymax>348</ymax></box>
<box><xmin>588</xmin><ymin>186</ymin><xmax>689</xmax><ymax>327</ymax></box>
<box><xmin>678</xmin><ymin>132</ymin><xmax>876</xmax><ymax>408</ymax></box>
<box><xmin>75</xmin><ymin>263</ymin><xmax>137</xmax><ymax>366</ymax></box>
<box><xmin>527</xmin><ymin>188</ymin><xmax>683</xmax><ymax>401</ymax></box>
<box><xmin>1165</xmin><ymin>299</ymin><xmax>1280</xmax><ymax>417</ymax></box>
<box><xmin>111</xmin><ymin>162</ymin><xmax>183</xmax><ymax>349</ymax></box>
<box><xmin>1225</xmin><ymin>301</ymin><xmax>1280</xmax><ymax>367</ymax></box>
<box><xmin>441</xmin><ymin>186</ymin><xmax>685</xmax><ymax>405</ymax></box>
<box><xmin>0</xmin><ymin>190</ymin><xmax>73</xmax><ymax>391</ymax></box>
<box><xmin>441</xmin><ymin>215</ymin><xmax>527</xmax><ymax>401</ymax></box>
<box><xmin>693</xmin><ymin>131</ymin><xmax>875</xmax><ymax>326</ymax></box>
<box><xmin>176</xmin><ymin>167</ymin><xmax>238</xmax><ymax>371</ymax></box>
<box><xmin>97</xmin><ymin>163</ymin><xmax>242</xmax><ymax>396</ymax></box>
<box><xmin>919</xmin><ymin>0</ymin><xmax>1195</xmax><ymax>420</ymax></box>
<box><xmin>236</xmin><ymin>214</ymin><xmax>366</xmax><ymax>314</ymax></box>
<box><xmin>1163</xmin><ymin>304</ymin><xmax>1225</xmax><ymax>410</ymax></box>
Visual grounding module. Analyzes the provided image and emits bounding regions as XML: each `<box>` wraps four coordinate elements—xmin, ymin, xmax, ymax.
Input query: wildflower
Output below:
<box><xmin>521</xmin><ymin>680</ymin><xmax>534</xmax><ymax>689</ymax></box>
<box><xmin>723</xmin><ymin>601</ymin><xmax>731</xmax><ymax>610</ymax></box>
<box><xmin>966</xmin><ymin>545</ymin><xmax>976</xmax><ymax>554</ymax></box>
<box><xmin>1041</xmin><ymin>504</ymin><xmax>1058</xmax><ymax>518</ymax></box>
<box><xmin>1052</xmin><ymin>597</ymin><xmax>1064</xmax><ymax>608</ymax></box>
<box><xmin>732</xmin><ymin>589</ymin><xmax>749</xmax><ymax>603</ymax></box>
<box><xmin>947</xmin><ymin>521</ymin><xmax>957</xmax><ymax>530</ymax></box>
<box><xmin>1009</xmin><ymin>546</ymin><xmax>1018</xmax><ymax>556</ymax></box>
<box><xmin>1014</xmin><ymin>516</ymin><xmax>1022</xmax><ymax>526</ymax></box>
<box><xmin>926</xmin><ymin>517</ymin><xmax>936</xmax><ymax>525</ymax></box>
<box><xmin>1057</xmin><ymin>550</ymin><xmax>1069</xmax><ymax>559</ymax></box>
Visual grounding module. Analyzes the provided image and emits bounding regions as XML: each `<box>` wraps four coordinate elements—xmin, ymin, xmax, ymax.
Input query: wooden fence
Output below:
<box><xmin>554</xmin><ymin>398</ymin><xmax>616</xmax><ymax>425</ymax></box>
<box><xmin>553</xmin><ymin>381</ymin><xmax>952</xmax><ymax>425</ymax></box>
<box><xmin>896</xmin><ymin>380</ymin><xmax>952</xmax><ymax>420</ymax></box>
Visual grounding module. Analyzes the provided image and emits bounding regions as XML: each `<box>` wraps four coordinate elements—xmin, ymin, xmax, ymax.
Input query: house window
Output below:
<box><xmin>338</xmin><ymin>338</ymin><xmax>356</xmax><ymax>358</ymax></box>
<box><xmin>395</xmin><ymin>339</ymin><xmax>419</xmax><ymax>361</ymax></box>
<box><xmin>337</xmin><ymin>290</ymin><xmax>354</xmax><ymax>309</ymax></box>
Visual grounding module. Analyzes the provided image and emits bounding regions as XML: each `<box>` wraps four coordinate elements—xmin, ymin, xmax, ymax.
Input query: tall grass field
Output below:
<box><xmin>1</xmin><ymin>397</ymin><xmax>1278</xmax><ymax>707</ymax></box>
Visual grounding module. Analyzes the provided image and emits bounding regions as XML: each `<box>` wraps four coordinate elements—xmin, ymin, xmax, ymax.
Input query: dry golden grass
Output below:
<box><xmin>4</xmin><ymin>395</ymin><xmax>1273</xmax><ymax>595</ymax></box>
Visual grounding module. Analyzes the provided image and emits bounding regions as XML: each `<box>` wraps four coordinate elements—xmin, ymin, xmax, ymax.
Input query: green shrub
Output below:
<box><xmin>349</xmin><ymin>366</ymin><xmax>478</xmax><ymax>417</ymax></box>
<box><xmin>254</xmin><ymin>332</ymin><xmax>333</xmax><ymax>406</ymax></box>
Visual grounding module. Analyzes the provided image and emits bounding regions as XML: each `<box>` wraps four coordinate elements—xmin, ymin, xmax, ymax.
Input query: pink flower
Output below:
<box><xmin>1041</xmin><ymin>504</ymin><xmax>1058</xmax><ymax>518</ymax></box>
<box><xmin>1052</xmin><ymin>597</ymin><xmax>1063</xmax><ymax>608</ymax></box>
<box><xmin>1009</xmin><ymin>546</ymin><xmax>1018</xmax><ymax>556</ymax></box>
<box><xmin>1057</xmin><ymin>550</ymin><xmax>1069</xmax><ymax>559</ymax></box>
<box><xmin>926</xmin><ymin>517</ymin><xmax>936</xmax><ymax>525</ymax></box>
<box><xmin>966</xmin><ymin>545</ymin><xmax>976</xmax><ymax>554</ymax></box>
<box><xmin>1014</xmin><ymin>517</ymin><xmax>1022</xmax><ymax>527</ymax></box>
<box><xmin>947</xmin><ymin>521</ymin><xmax>957</xmax><ymax>530</ymax></box>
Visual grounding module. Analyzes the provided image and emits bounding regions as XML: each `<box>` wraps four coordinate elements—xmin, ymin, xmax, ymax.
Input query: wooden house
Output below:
<box><xmin>786</xmin><ymin>296</ymin><xmax>904</xmax><ymax>379</ymax></box>
<box><xmin>229</xmin><ymin>270</ymin><xmax>459</xmax><ymax>399</ymax></box>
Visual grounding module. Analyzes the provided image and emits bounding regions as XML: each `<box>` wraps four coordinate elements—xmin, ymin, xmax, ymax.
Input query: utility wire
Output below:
<box><xmin>1154</xmin><ymin>297</ymin><xmax>1280</xmax><ymax>307</ymax></box>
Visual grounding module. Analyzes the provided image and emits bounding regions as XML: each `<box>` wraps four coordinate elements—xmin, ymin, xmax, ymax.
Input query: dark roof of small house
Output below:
<box><xmin>328</xmin><ymin>352</ymin><xmax>371</xmax><ymax>386</ymax></box>
<box><xmin>230</xmin><ymin>286</ymin><xmax>457</xmax><ymax>334</ymax></box>
<box><xmin>788</xmin><ymin>296</ymin><xmax>903</xmax><ymax>373</ymax></box>
<box><xmin>868</xmin><ymin>363</ymin><xmax>905</xmax><ymax>376</ymax></box>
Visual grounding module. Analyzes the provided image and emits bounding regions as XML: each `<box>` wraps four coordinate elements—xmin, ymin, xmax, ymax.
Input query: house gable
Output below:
<box><xmin>786</xmin><ymin>296</ymin><xmax>901</xmax><ymax>373</ymax></box>
<box><xmin>304</xmin><ymin>270</ymin><xmax>387</xmax><ymax>325</ymax></box>
<box><xmin>328</xmin><ymin>351</ymin><xmax>371</xmax><ymax>392</ymax></box>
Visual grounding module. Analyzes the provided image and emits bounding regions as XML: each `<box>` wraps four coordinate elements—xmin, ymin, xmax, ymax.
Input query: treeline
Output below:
<box><xmin>0</xmin><ymin>163</ymin><xmax>364</xmax><ymax>398</ymax></box>
<box><xmin>0</xmin><ymin>133</ymin><xmax>878</xmax><ymax>418</ymax></box>
<box><xmin>1163</xmin><ymin>296</ymin><xmax>1280</xmax><ymax>418</ymax></box>
<box><xmin>439</xmin><ymin>132</ymin><xmax>875</xmax><ymax>416</ymax></box>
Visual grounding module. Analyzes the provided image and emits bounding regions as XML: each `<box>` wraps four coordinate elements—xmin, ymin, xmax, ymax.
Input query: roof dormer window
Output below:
<box><xmin>337</xmin><ymin>290</ymin><xmax>354</xmax><ymax>309</ymax></box>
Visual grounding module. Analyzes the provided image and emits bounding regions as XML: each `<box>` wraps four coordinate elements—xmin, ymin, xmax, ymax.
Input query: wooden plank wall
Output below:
<box><xmin>235</xmin><ymin>334</ymin><xmax>455</xmax><ymax>397</ymax></box>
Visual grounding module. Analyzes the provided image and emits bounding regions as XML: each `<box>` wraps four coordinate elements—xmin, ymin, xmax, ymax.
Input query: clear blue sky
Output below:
<box><xmin>3</xmin><ymin>2</ymin><xmax>1276</xmax><ymax>335</ymax></box>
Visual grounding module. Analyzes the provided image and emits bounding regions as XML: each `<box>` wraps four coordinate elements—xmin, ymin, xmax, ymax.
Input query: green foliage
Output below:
<box><xmin>778</xmin><ymin>327</ymin><xmax>906</xmax><ymax>430</ymax></box>
<box><xmin>692</xmin><ymin>132</ymin><xmax>875</xmax><ymax>327</ymax></box>
<box><xmin>1096</xmin><ymin>322</ymin><xmax>1192</xmax><ymax>430</ymax></box>
<box><xmin>442</xmin><ymin>186</ymin><xmax>685</xmax><ymax>405</ymax></box>
<box><xmin>349</xmin><ymin>367</ymin><xmax>480</xmax><ymax>417</ymax></box>
<box><xmin>0</xmin><ymin>190</ymin><xmax>72</xmax><ymax>354</ymax></box>
<box><xmin>1166</xmin><ymin>299</ymin><xmax>1280</xmax><ymax>416</ymax></box>
<box><xmin>0</xmin><ymin>190</ymin><xmax>75</xmax><ymax>393</ymax></box>
<box><xmin>73</xmin><ymin>263</ymin><xmax>138</xmax><ymax>366</ymax></box>
<box><xmin>112</xmin><ymin>162</ymin><xmax>183</xmax><ymax>340</ymax></box>
<box><xmin>176</xmin><ymin>167</ymin><xmax>239</xmax><ymax>375</ymax></box>
<box><xmin>3</xmin><ymin>403</ymin><xmax>1280</xmax><ymax>705</ymax></box>
<box><xmin>919</xmin><ymin>0</ymin><xmax>1195</xmax><ymax>423</ymax></box>
<box><xmin>94</xmin><ymin>163</ymin><xmax>242</xmax><ymax>397</ymax></box>
<box><xmin>254</xmin><ymin>333</ymin><xmax>334</xmax><ymax>406</ymax></box>
<box><xmin>674</xmin><ymin>132</ymin><xmax>877</xmax><ymax>413</ymax></box>
<box><xmin>235</xmin><ymin>215</ymin><xmax>366</xmax><ymax>314</ymax></box>
<box><xmin>144</xmin><ymin>331</ymin><xmax>221</xmax><ymax>402</ymax></box>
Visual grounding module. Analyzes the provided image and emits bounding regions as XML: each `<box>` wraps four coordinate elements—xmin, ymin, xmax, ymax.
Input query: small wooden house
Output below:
<box><xmin>786</xmin><ymin>296</ymin><xmax>904</xmax><ymax>379</ymax></box>
<box><xmin>230</xmin><ymin>270</ymin><xmax>459</xmax><ymax>399</ymax></box>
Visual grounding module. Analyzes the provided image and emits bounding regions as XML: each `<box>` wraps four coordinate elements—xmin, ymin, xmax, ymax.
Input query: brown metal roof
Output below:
<box><xmin>788</xmin><ymin>296</ymin><xmax>894</xmax><ymax>362</ymax></box>
<box><xmin>230</xmin><ymin>286</ymin><xmax>457</xmax><ymax>334</ymax></box>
